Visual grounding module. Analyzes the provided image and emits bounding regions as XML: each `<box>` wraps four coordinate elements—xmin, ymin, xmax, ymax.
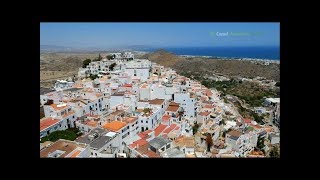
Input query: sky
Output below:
<box><xmin>40</xmin><ymin>23</ymin><xmax>280</xmax><ymax>48</ymax></box>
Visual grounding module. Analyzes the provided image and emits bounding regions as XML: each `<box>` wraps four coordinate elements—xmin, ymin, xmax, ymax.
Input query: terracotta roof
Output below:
<box><xmin>227</xmin><ymin>130</ymin><xmax>243</xmax><ymax>137</ymax></box>
<box><xmin>174</xmin><ymin>136</ymin><xmax>195</xmax><ymax>148</ymax></box>
<box><xmin>122</xmin><ymin>84</ymin><xmax>132</xmax><ymax>87</ymax></box>
<box><xmin>155</xmin><ymin>124</ymin><xmax>168</xmax><ymax>136</ymax></box>
<box><xmin>103</xmin><ymin>121</ymin><xmax>127</xmax><ymax>132</ymax></box>
<box><xmin>136</xmin><ymin>143</ymin><xmax>150</xmax><ymax>155</ymax></box>
<box><xmin>199</xmin><ymin>111</ymin><xmax>211</xmax><ymax>116</ymax></box>
<box><xmin>83</xmin><ymin>120</ymin><xmax>98</xmax><ymax>127</ymax></box>
<box><xmin>50</xmin><ymin>104</ymin><xmax>68</xmax><ymax>111</ymax></box>
<box><xmin>204</xmin><ymin>105</ymin><xmax>214</xmax><ymax>109</ymax></box>
<box><xmin>205</xmin><ymin>90</ymin><xmax>213</xmax><ymax>96</ymax></box>
<box><xmin>166</xmin><ymin>106</ymin><xmax>179</xmax><ymax>112</ymax></box>
<box><xmin>163</xmin><ymin>124</ymin><xmax>177</xmax><ymax>134</ymax></box>
<box><xmin>162</xmin><ymin>115</ymin><xmax>171</xmax><ymax>122</ymax></box>
<box><xmin>110</xmin><ymin>110</ymin><xmax>125</xmax><ymax>116</ymax></box>
<box><xmin>129</xmin><ymin>139</ymin><xmax>148</xmax><ymax>149</ymax></box>
<box><xmin>70</xmin><ymin>150</ymin><xmax>81</xmax><ymax>158</ymax></box>
<box><xmin>149</xmin><ymin>99</ymin><xmax>165</xmax><ymax>105</ymax></box>
<box><xmin>138</xmin><ymin>129</ymin><xmax>153</xmax><ymax>139</ymax></box>
<box><xmin>40</xmin><ymin>140</ymin><xmax>86</xmax><ymax>158</ymax></box>
<box><xmin>145</xmin><ymin>150</ymin><xmax>160</xmax><ymax>158</ymax></box>
<box><xmin>200</xmin><ymin>97</ymin><xmax>207</xmax><ymax>101</ymax></box>
<box><xmin>96</xmin><ymin>93</ymin><xmax>103</xmax><ymax>98</ymax></box>
<box><xmin>123</xmin><ymin>116</ymin><xmax>138</xmax><ymax>124</ymax></box>
<box><xmin>40</xmin><ymin>117</ymin><xmax>60</xmax><ymax>131</ymax></box>
<box><xmin>250</xmin><ymin>124</ymin><xmax>262</xmax><ymax>129</ymax></box>
<box><xmin>169</xmin><ymin>102</ymin><xmax>180</xmax><ymax>106</ymax></box>
<box><xmin>62</xmin><ymin>111</ymin><xmax>75</xmax><ymax>118</ymax></box>
<box><xmin>243</xmin><ymin>118</ymin><xmax>252</xmax><ymax>123</ymax></box>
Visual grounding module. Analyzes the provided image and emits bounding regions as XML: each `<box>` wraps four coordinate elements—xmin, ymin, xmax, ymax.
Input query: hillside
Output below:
<box><xmin>140</xmin><ymin>49</ymin><xmax>184</xmax><ymax>68</ymax></box>
<box><xmin>141</xmin><ymin>50</ymin><xmax>280</xmax><ymax>82</ymax></box>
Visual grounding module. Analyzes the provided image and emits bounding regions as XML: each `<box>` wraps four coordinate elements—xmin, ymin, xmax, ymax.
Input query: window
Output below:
<box><xmin>73</xmin><ymin>116</ymin><xmax>75</xmax><ymax>119</ymax></box>
<box><xmin>146</xmin><ymin>120</ymin><xmax>148</xmax><ymax>123</ymax></box>
<box><xmin>141</xmin><ymin>120</ymin><xmax>143</xmax><ymax>123</ymax></box>
<box><xmin>166</xmin><ymin>144</ymin><xmax>170</xmax><ymax>149</ymax></box>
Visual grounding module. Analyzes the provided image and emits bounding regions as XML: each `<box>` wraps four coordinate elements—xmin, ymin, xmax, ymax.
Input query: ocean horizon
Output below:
<box><xmin>140</xmin><ymin>46</ymin><xmax>280</xmax><ymax>61</ymax></box>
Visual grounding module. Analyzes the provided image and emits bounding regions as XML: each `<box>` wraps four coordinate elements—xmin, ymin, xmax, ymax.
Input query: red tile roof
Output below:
<box><xmin>62</xmin><ymin>111</ymin><xmax>75</xmax><ymax>118</ymax></box>
<box><xmin>166</xmin><ymin>106</ymin><xmax>179</xmax><ymax>112</ymax></box>
<box><xmin>138</xmin><ymin>130</ymin><xmax>152</xmax><ymax>139</ymax></box>
<box><xmin>163</xmin><ymin>124</ymin><xmax>177</xmax><ymax>134</ymax></box>
<box><xmin>204</xmin><ymin>105</ymin><xmax>214</xmax><ymax>109</ymax></box>
<box><xmin>50</xmin><ymin>104</ymin><xmax>68</xmax><ymax>111</ymax></box>
<box><xmin>70</xmin><ymin>150</ymin><xmax>81</xmax><ymax>158</ymax></box>
<box><xmin>122</xmin><ymin>84</ymin><xmax>132</xmax><ymax>87</ymax></box>
<box><xmin>83</xmin><ymin>120</ymin><xmax>98</xmax><ymax>127</ymax></box>
<box><xmin>169</xmin><ymin>102</ymin><xmax>180</xmax><ymax>106</ymax></box>
<box><xmin>40</xmin><ymin>117</ymin><xmax>60</xmax><ymax>131</ymax></box>
<box><xmin>154</xmin><ymin>124</ymin><xmax>168</xmax><ymax>136</ymax></box>
<box><xmin>129</xmin><ymin>139</ymin><xmax>148</xmax><ymax>149</ymax></box>
<box><xmin>145</xmin><ymin>151</ymin><xmax>160</xmax><ymax>158</ymax></box>
<box><xmin>123</xmin><ymin>116</ymin><xmax>138</xmax><ymax>124</ymax></box>
<box><xmin>103</xmin><ymin>121</ymin><xmax>127</xmax><ymax>132</ymax></box>
<box><xmin>243</xmin><ymin>118</ymin><xmax>252</xmax><ymax>123</ymax></box>
<box><xmin>149</xmin><ymin>99</ymin><xmax>165</xmax><ymax>105</ymax></box>
<box><xmin>162</xmin><ymin>115</ymin><xmax>171</xmax><ymax>122</ymax></box>
<box><xmin>199</xmin><ymin>111</ymin><xmax>211</xmax><ymax>116</ymax></box>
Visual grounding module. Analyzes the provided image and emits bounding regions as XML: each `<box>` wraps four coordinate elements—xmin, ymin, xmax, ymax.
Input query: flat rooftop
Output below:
<box><xmin>40</xmin><ymin>139</ymin><xmax>86</xmax><ymax>158</ymax></box>
<box><xmin>75</xmin><ymin>128</ymin><xmax>115</xmax><ymax>150</ymax></box>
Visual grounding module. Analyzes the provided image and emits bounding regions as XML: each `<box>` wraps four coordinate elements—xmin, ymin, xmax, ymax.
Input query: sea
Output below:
<box><xmin>139</xmin><ymin>46</ymin><xmax>280</xmax><ymax>61</ymax></box>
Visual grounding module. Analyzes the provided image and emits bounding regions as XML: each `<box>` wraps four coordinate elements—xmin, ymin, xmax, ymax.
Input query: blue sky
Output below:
<box><xmin>40</xmin><ymin>23</ymin><xmax>280</xmax><ymax>48</ymax></box>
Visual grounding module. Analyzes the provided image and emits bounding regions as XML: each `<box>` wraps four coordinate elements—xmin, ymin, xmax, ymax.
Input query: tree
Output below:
<box><xmin>44</xmin><ymin>99</ymin><xmax>54</xmax><ymax>105</ymax></box>
<box><xmin>257</xmin><ymin>135</ymin><xmax>265</xmax><ymax>152</ymax></box>
<box><xmin>82</xmin><ymin>59</ymin><xmax>91</xmax><ymax>68</ymax></box>
<box><xmin>109</xmin><ymin>63</ymin><xmax>117</xmax><ymax>71</ymax></box>
<box><xmin>219</xmin><ymin>119</ymin><xmax>226</xmax><ymax>125</ymax></box>
<box><xmin>107</xmin><ymin>54</ymin><xmax>116</xmax><ymax>60</ymax></box>
<box><xmin>206</xmin><ymin>134</ymin><xmax>213</xmax><ymax>152</ymax></box>
<box><xmin>98</xmin><ymin>53</ymin><xmax>102</xmax><ymax>61</ymax></box>
<box><xmin>269</xmin><ymin>146</ymin><xmax>280</xmax><ymax>158</ymax></box>
<box><xmin>143</xmin><ymin>108</ymin><xmax>152</xmax><ymax>114</ymax></box>
<box><xmin>40</xmin><ymin>129</ymin><xmax>78</xmax><ymax>143</ymax></box>
<box><xmin>192</xmin><ymin>123</ymin><xmax>199</xmax><ymax>135</ymax></box>
<box><xmin>89</xmin><ymin>74</ymin><xmax>99</xmax><ymax>80</ymax></box>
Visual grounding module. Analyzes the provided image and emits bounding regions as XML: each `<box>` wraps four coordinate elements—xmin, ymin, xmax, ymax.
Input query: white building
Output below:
<box><xmin>123</xmin><ymin>59</ymin><xmax>151</xmax><ymax>82</ymax></box>
<box><xmin>173</xmin><ymin>92</ymin><xmax>196</xmax><ymax>119</ymax></box>
<box><xmin>75</xmin><ymin>128</ymin><xmax>122</xmax><ymax>157</ymax></box>
<box><xmin>225</xmin><ymin>130</ymin><xmax>258</xmax><ymax>157</ymax></box>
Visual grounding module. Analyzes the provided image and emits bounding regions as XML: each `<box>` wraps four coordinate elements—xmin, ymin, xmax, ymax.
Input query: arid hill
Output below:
<box><xmin>141</xmin><ymin>50</ymin><xmax>280</xmax><ymax>82</ymax></box>
<box><xmin>140</xmin><ymin>49</ymin><xmax>184</xmax><ymax>68</ymax></box>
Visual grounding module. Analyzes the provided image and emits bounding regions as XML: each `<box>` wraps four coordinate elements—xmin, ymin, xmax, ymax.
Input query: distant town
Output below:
<box><xmin>40</xmin><ymin>52</ymin><xmax>280</xmax><ymax>158</ymax></box>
